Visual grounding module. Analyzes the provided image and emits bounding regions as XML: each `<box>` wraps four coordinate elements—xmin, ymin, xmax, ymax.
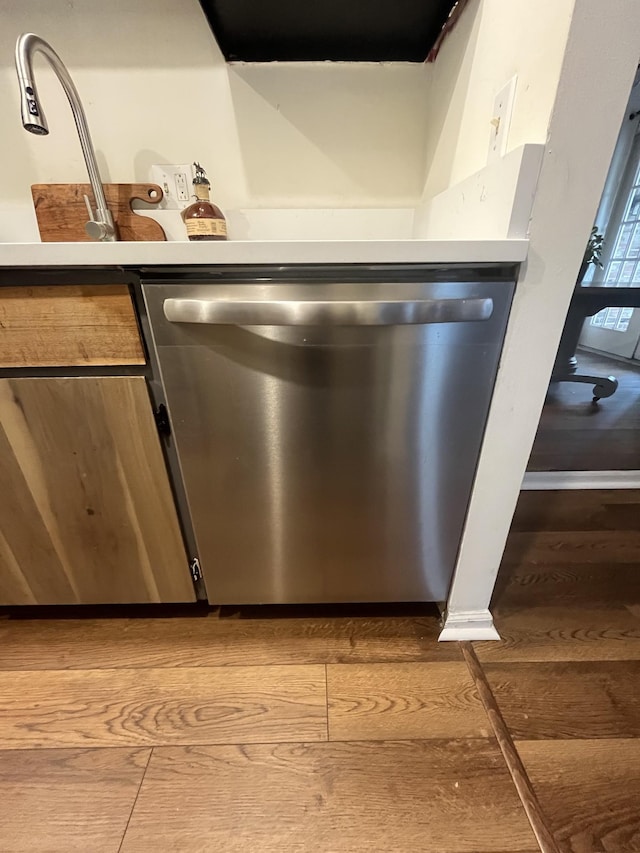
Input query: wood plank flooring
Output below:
<box><xmin>0</xmin><ymin>610</ymin><xmax>460</xmax><ymax>669</ymax></box>
<box><xmin>483</xmin><ymin>490</ymin><xmax>640</xmax><ymax>675</ymax></box>
<box><xmin>472</xmin><ymin>606</ymin><xmax>640</xmax><ymax>662</ymax></box>
<box><xmin>517</xmin><ymin>740</ymin><xmax>640</xmax><ymax>853</ymax></box>
<box><xmin>0</xmin><ymin>747</ymin><xmax>150</xmax><ymax>853</ymax></box>
<box><xmin>0</xmin><ymin>665</ymin><xmax>327</xmax><ymax>749</ymax></box>
<box><xmin>479</xmin><ymin>489</ymin><xmax>640</xmax><ymax>853</ymax></box>
<box><xmin>528</xmin><ymin>350</ymin><xmax>640</xmax><ymax>471</ymax></box>
<box><xmin>0</xmin><ymin>610</ymin><xmax>535</xmax><ymax>853</ymax></box>
<box><xmin>327</xmin><ymin>662</ymin><xmax>491</xmax><ymax>741</ymax></box>
<box><xmin>0</xmin><ymin>488</ymin><xmax>639</xmax><ymax>851</ymax></box>
<box><xmin>483</xmin><ymin>660</ymin><xmax>640</xmax><ymax>740</ymax></box>
<box><xmin>119</xmin><ymin>741</ymin><xmax>539</xmax><ymax>853</ymax></box>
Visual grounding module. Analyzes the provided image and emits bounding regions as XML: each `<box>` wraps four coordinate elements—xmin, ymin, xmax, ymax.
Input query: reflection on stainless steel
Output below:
<box><xmin>143</xmin><ymin>277</ymin><xmax>514</xmax><ymax>605</ymax></box>
<box><xmin>163</xmin><ymin>296</ymin><xmax>493</xmax><ymax>326</ymax></box>
<box><xmin>14</xmin><ymin>33</ymin><xmax>117</xmax><ymax>242</ymax></box>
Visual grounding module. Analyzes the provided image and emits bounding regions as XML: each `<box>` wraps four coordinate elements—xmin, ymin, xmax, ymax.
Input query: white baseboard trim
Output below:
<box><xmin>438</xmin><ymin>609</ymin><xmax>500</xmax><ymax>642</ymax></box>
<box><xmin>522</xmin><ymin>470</ymin><xmax>640</xmax><ymax>490</ymax></box>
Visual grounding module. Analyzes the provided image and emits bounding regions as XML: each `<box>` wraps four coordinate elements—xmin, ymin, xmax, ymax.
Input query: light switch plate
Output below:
<box><xmin>150</xmin><ymin>164</ymin><xmax>196</xmax><ymax>209</ymax></box>
<box><xmin>488</xmin><ymin>76</ymin><xmax>517</xmax><ymax>163</ymax></box>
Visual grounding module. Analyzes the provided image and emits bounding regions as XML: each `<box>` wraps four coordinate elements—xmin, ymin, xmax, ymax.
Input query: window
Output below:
<box><xmin>591</xmin><ymin>131</ymin><xmax>640</xmax><ymax>331</ymax></box>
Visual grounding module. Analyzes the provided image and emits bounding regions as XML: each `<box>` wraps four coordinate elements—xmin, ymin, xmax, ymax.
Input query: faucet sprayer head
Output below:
<box><xmin>15</xmin><ymin>34</ymin><xmax>49</xmax><ymax>135</ymax></box>
<box><xmin>19</xmin><ymin>86</ymin><xmax>49</xmax><ymax>135</ymax></box>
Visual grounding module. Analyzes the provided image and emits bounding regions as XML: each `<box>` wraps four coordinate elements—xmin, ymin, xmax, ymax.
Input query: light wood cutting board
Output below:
<box><xmin>31</xmin><ymin>183</ymin><xmax>167</xmax><ymax>242</ymax></box>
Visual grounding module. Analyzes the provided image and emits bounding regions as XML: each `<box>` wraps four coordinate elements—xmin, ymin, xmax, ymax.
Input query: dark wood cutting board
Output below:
<box><xmin>31</xmin><ymin>183</ymin><xmax>167</xmax><ymax>242</ymax></box>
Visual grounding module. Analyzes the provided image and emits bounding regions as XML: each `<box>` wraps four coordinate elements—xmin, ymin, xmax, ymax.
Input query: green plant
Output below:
<box><xmin>584</xmin><ymin>226</ymin><xmax>604</xmax><ymax>268</ymax></box>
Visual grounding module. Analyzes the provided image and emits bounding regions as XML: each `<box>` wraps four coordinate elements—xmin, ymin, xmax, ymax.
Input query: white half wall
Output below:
<box><xmin>444</xmin><ymin>0</ymin><xmax>640</xmax><ymax>628</ymax></box>
<box><xmin>413</xmin><ymin>144</ymin><xmax>544</xmax><ymax>240</ymax></box>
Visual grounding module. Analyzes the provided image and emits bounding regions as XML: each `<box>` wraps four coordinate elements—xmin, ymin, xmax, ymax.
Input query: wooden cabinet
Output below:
<box><xmin>0</xmin><ymin>376</ymin><xmax>195</xmax><ymax>605</ymax></box>
<box><xmin>0</xmin><ymin>285</ymin><xmax>144</xmax><ymax>367</ymax></box>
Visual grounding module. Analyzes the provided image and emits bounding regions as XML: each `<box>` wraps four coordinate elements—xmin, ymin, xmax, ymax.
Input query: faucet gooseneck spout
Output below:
<box><xmin>15</xmin><ymin>33</ymin><xmax>117</xmax><ymax>242</ymax></box>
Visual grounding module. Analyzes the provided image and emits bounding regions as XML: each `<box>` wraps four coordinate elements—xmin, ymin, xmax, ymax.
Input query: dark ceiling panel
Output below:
<box><xmin>199</xmin><ymin>0</ymin><xmax>458</xmax><ymax>62</ymax></box>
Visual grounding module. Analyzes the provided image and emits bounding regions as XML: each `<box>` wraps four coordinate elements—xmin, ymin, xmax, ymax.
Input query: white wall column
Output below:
<box><xmin>441</xmin><ymin>0</ymin><xmax>640</xmax><ymax>641</ymax></box>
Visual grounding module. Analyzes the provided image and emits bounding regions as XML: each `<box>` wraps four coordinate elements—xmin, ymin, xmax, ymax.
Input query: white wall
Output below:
<box><xmin>421</xmin><ymin>0</ymin><xmax>574</xmax><ymax>199</ymax></box>
<box><xmin>0</xmin><ymin>0</ymin><xmax>431</xmax><ymax>219</ymax></box>
<box><xmin>227</xmin><ymin>63</ymin><xmax>430</xmax><ymax>207</ymax></box>
<box><xmin>0</xmin><ymin>0</ymin><xmax>242</xmax><ymax>203</ymax></box>
<box><xmin>0</xmin><ymin>0</ymin><xmax>581</xmax><ymax>240</ymax></box>
<box><xmin>445</xmin><ymin>0</ymin><xmax>640</xmax><ymax>628</ymax></box>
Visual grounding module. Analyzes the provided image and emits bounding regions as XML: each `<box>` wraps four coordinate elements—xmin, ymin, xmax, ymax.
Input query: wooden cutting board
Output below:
<box><xmin>31</xmin><ymin>183</ymin><xmax>167</xmax><ymax>242</ymax></box>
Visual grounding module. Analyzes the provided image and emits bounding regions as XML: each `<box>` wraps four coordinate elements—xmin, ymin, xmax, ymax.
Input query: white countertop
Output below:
<box><xmin>0</xmin><ymin>238</ymin><xmax>528</xmax><ymax>268</ymax></box>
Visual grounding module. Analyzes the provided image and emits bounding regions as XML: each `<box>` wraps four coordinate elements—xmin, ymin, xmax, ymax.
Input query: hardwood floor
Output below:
<box><xmin>517</xmin><ymin>740</ymin><xmax>640</xmax><ymax>853</ymax></box>
<box><xmin>528</xmin><ymin>350</ymin><xmax>640</xmax><ymax>471</ymax></box>
<box><xmin>0</xmin><ymin>609</ymin><xmax>460</xmax><ymax>670</ymax></box>
<box><xmin>478</xmin><ymin>490</ymin><xmax>640</xmax><ymax>667</ymax></box>
<box><xmin>326</xmin><ymin>662</ymin><xmax>491</xmax><ymax>741</ymax></box>
<box><xmin>508</xmin><ymin>487</ymin><xmax>640</xmax><ymax>532</ymax></box>
<box><xmin>473</xmin><ymin>606</ymin><xmax>640</xmax><ymax>662</ymax></box>
<box><xmin>483</xmin><ymin>661</ymin><xmax>640</xmax><ymax>740</ymax></box>
<box><xmin>0</xmin><ymin>747</ymin><xmax>150</xmax><ymax>853</ymax></box>
<box><xmin>492</xmin><ymin>490</ymin><xmax>640</xmax><ymax>653</ymax></box>
<box><xmin>0</xmin><ymin>611</ymin><xmax>535</xmax><ymax>853</ymax></box>
<box><xmin>0</xmin><ymin>488</ymin><xmax>639</xmax><ymax>851</ymax></box>
<box><xmin>480</xmin><ymin>489</ymin><xmax>640</xmax><ymax>852</ymax></box>
<box><xmin>118</xmin><ymin>741</ymin><xmax>539</xmax><ymax>853</ymax></box>
<box><xmin>0</xmin><ymin>665</ymin><xmax>327</xmax><ymax>749</ymax></box>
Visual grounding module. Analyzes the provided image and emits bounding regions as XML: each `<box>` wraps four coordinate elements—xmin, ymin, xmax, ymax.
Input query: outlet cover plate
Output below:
<box><xmin>488</xmin><ymin>76</ymin><xmax>517</xmax><ymax>163</ymax></box>
<box><xmin>150</xmin><ymin>164</ymin><xmax>195</xmax><ymax>209</ymax></box>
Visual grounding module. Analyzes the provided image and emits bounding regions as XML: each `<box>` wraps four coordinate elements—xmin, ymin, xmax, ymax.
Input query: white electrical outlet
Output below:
<box><xmin>150</xmin><ymin>164</ymin><xmax>195</xmax><ymax>209</ymax></box>
<box><xmin>488</xmin><ymin>76</ymin><xmax>517</xmax><ymax>163</ymax></box>
<box><xmin>175</xmin><ymin>172</ymin><xmax>189</xmax><ymax>201</ymax></box>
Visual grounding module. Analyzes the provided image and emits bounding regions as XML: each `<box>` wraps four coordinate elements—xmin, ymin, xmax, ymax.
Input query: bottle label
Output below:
<box><xmin>185</xmin><ymin>219</ymin><xmax>227</xmax><ymax>238</ymax></box>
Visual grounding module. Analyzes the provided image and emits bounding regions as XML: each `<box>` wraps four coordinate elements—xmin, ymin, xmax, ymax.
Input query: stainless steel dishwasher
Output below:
<box><xmin>142</xmin><ymin>269</ymin><xmax>514</xmax><ymax>604</ymax></box>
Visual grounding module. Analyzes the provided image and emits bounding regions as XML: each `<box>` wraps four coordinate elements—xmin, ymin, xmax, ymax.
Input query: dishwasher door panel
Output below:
<box><xmin>143</xmin><ymin>280</ymin><xmax>513</xmax><ymax>604</ymax></box>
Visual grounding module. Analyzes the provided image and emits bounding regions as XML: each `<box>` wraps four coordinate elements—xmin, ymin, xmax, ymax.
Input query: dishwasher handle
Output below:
<box><xmin>163</xmin><ymin>297</ymin><xmax>494</xmax><ymax>326</ymax></box>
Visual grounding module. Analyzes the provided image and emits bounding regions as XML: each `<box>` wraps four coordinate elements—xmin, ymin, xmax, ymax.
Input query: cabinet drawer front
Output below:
<box><xmin>0</xmin><ymin>285</ymin><xmax>145</xmax><ymax>367</ymax></box>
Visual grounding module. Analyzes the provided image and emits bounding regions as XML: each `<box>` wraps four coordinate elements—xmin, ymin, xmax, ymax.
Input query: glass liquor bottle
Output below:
<box><xmin>182</xmin><ymin>162</ymin><xmax>227</xmax><ymax>241</ymax></box>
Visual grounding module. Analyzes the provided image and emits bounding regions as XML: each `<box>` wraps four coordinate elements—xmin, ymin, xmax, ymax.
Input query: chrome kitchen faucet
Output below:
<box><xmin>15</xmin><ymin>33</ymin><xmax>117</xmax><ymax>242</ymax></box>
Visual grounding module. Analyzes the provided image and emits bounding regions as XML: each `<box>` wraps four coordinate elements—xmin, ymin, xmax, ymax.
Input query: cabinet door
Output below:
<box><xmin>0</xmin><ymin>377</ymin><xmax>195</xmax><ymax>604</ymax></box>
